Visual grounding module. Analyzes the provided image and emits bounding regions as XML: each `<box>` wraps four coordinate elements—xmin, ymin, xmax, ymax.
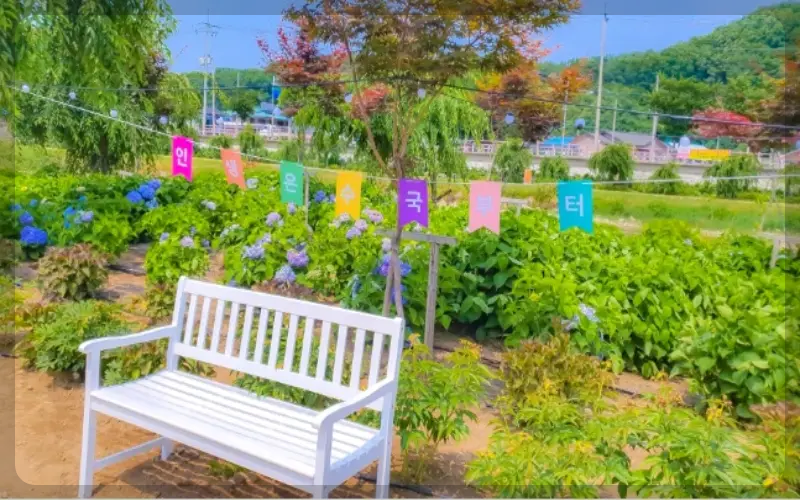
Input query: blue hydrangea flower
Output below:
<box><xmin>64</xmin><ymin>206</ymin><xmax>76</xmax><ymax>217</ymax></box>
<box><xmin>190</xmin><ymin>226</ymin><xmax>197</xmax><ymax>236</ymax></box>
<box><xmin>246</xmin><ymin>178</ymin><xmax>259</xmax><ymax>189</ymax></box>
<box><xmin>20</xmin><ymin>226</ymin><xmax>48</xmax><ymax>246</ymax></box>
<box><xmin>346</xmin><ymin>227</ymin><xmax>362</xmax><ymax>240</ymax></box>
<box><xmin>266</xmin><ymin>212</ymin><xmax>282</xmax><ymax>227</ymax></box>
<box><xmin>125</xmin><ymin>191</ymin><xmax>144</xmax><ymax>204</ymax></box>
<box><xmin>331</xmin><ymin>213</ymin><xmax>351</xmax><ymax>228</ymax></box>
<box><xmin>287</xmin><ymin>202</ymin><xmax>297</xmax><ymax>215</ymax></box>
<box><xmin>400</xmin><ymin>261</ymin><xmax>412</xmax><ymax>277</ymax></box>
<box><xmin>328</xmin><ymin>194</ymin><xmax>336</xmax><ymax>203</ymax></box>
<box><xmin>79</xmin><ymin>211</ymin><xmax>94</xmax><ymax>223</ymax></box>
<box><xmin>389</xmin><ymin>284</ymin><xmax>408</xmax><ymax>306</ymax></box>
<box><xmin>19</xmin><ymin>211</ymin><xmax>34</xmax><ymax>226</ymax></box>
<box><xmin>579</xmin><ymin>303</ymin><xmax>599</xmax><ymax>323</ymax></box>
<box><xmin>381</xmin><ymin>238</ymin><xmax>392</xmax><ymax>253</ymax></box>
<box><xmin>274</xmin><ymin>265</ymin><xmax>296</xmax><ymax>285</ymax></box>
<box><xmin>145</xmin><ymin>199</ymin><xmax>158</xmax><ymax>210</ymax></box>
<box><xmin>354</xmin><ymin>219</ymin><xmax>368</xmax><ymax>232</ymax></box>
<box><xmin>287</xmin><ymin>249</ymin><xmax>309</xmax><ymax>268</ymax></box>
<box><xmin>10</xmin><ymin>203</ymin><xmax>21</xmax><ymax>212</ymax></box>
<box><xmin>219</xmin><ymin>224</ymin><xmax>240</xmax><ymax>239</ymax></box>
<box><xmin>78</xmin><ymin>195</ymin><xmax>88</xmax><ymax>204</ymax></box>
<box><xmin>314</xmin><ymin>190</ymin><xmax>327</xmax><ymax>203</ymax></box>
<box><xmin>147</xmin><ymin>179</ymin><xmax>162</xmax><ymax>190</ymax></box>
<box><xmin>242</xmin><ymin>244</ymin><xmax>265</xmax><ymax>260</ymax></box>
<box><xmin>201</xmin><ymin>200</ymin><xmax>217</xmax><ymax>211</ymax></box>
<box><xmin>180</xmin><ymin>236</ymin><xmax>194</xmax><ymax>248</ymax></box>
<box><xmin>137</xmin><ymin>185</ymin><xmax>156</xmax><ymax>201</ymax></box>
<box><xmin>160</xmin><ymin>232</ymin><xmax>170</xmax><ymax>242</ymax></box>
<box><xmin>29</xmin><ymin>199</ymin><xmax>38</xmax><ymax>208</ymax></box>
<box><xmin>351</xmin><ymin>275</ymin><xmax>361</xmax><ymax>299</ymax></box>
<box><xmin>256</xmin><ymin>233</ymin><xmax>272</xmax><ymax>246</ymax></box>
<box><xmin>201</xmin><ymin>239</ymin><xmax>210</xmax><ymax>249</ymax></box>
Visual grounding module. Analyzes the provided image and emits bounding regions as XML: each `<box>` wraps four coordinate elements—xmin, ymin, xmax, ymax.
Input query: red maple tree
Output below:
<box><xmin>692</xmin><ymin>108</ymin><xmax>762</xmax><ymax>140</ymax></box>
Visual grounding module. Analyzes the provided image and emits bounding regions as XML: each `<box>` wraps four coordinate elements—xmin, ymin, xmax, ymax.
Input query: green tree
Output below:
<box><xmin>288</xmin><ymin>0</ymin><xmax>578</xmax><ymax>318</ymax></box>
<box><xmin>649</xmin><ymin>162</ymin><xmax>682</xmax><ymax>194</ymax></box>
<box><xmin>706</xmin><ymin>155</ymin><xmax>762</xmax><ymax>198</ymax></box>
<box><xmin>13</xmin><ymin>0</ymin><xmax>181</xmax><ymax>172</ymax></box>
<box><xmin>649</xmin><ymin>78</ymin><xmax>717</xmax><ymax>136</ymax></box>
<box><xmin>589</xmin><ymin>144</ymin><xmax>635</xmax><ymax>181</ymax></box>
<box><xmin>229</xmin><ymin>90</ymin><xmax>261</xmax><ymax>123</ymax></box>
<box><xmin>539</xmin><ymin>156</ymin><xmax>570</xmax><ymax>180</ymax></box>
<box><xmin>492</xmin><ymin>138</ymin><xmax>533</xmax><ymax>183</ymax></box>
<box><xmin>237</xmin><ymin>124</ymin><xmax>261</xmax><ymax>155</ymax></box>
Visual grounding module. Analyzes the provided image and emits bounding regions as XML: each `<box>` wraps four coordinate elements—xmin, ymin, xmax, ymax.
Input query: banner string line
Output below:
<box><xmin>12</xmin><ymin>86</ymin><xmax>800</xmax><ymax>189</ymax></box>
<box><xmin>11</xmin><ymin>79</ymin><xmax>800</xmax><ymax>131</ymax></box>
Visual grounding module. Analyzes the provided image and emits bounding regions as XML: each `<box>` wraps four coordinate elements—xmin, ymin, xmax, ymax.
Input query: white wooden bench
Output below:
<box><xmin>78</xmin><ymin>277</ymin><xmax>405</xmax><ymax>498</ymax></box>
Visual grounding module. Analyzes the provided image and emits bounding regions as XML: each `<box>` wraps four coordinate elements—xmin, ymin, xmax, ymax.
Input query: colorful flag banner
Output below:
<box><xmin>468</xmin><ymin>181</ymin><xmax>501</xmax><ymax>234</ymax></box>
<box><xmin>335</xmin><ymin>171</ymin><xmax>362</xmax><ymax>218</ymax></box>
<box><xmin>171</xmin><ymin>136</ymin><xmax>193</xmax><ymax>182</ymax></box>
<box><xmin>524</xmin><ymin>169</ymin><xmax>533</xmax><ymax>184</ymax></box>
<box><xmin>398</xmin><ymin>178</ymin><xmax>429</xmax><ymax>228</ymax></box>
<box><xmin>220</xmin><ymin>148</ymin><xmax>246</xmax><ymax>189</ymax></box>
<box><xmin>557</xmin><ymin>181</ymin><xmax>593</xmax><ymax>234</ymax></box>
<box><xmin>280</xmin><ymin>161</ymin><xmax>304</xmax><ymax>204</ymax></box>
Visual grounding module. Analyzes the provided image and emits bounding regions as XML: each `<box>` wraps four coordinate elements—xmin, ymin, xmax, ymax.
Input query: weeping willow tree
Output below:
<box><xmin>410</xmin><ymin>91</ymin><xmax>491</xmax><ymax>200</ymax></box>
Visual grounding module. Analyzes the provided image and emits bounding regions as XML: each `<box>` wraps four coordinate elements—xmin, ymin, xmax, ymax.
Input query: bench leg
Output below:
<box><xmin>376</xmin><ymin>437</ymin><xmax>392</xmax><ymax>499</ymax></box>
<box><xmin>160</xmin><ymin>439</ymin><xmax>174</xmax><ymax>460</ymax></box>
<box><xmin>78</xmin><ymin>410</ymin><xmax>97</xmax><ymax>498</ymax></box>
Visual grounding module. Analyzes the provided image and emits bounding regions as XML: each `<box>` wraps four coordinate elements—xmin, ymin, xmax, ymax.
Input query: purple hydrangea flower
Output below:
<box><xmin>346</xmin><ymin>227</ymin><xmax>362</xmax><ymax>240</ymax></box>
<box><xmin>354</xmin><ymin>219</ymin><xmax>368</xmax><ymax>232</ymax></box>
<box><xmin>287</xmin><ymin>202</ymin><xmax>297</xmax><ymax>215</ymax></box>
<box><xmin>364</xmin><ymin>209</ymin><xmax>384</xmax><ymax>224</ymax></box>
<box><xmin>160</xmin><ymin>232</ymin><xmax>170</xmax><ymax>242</ymax></box>
<box><xmin>79</xmin><ymin>211</ymin><xmax>94</xmax><ymax>223</ymax></box>
<box><xmin>314</xmin><ymin>190</ymin><xmax>327</xmax><ymax>203</ymax></box>
<box><xmin>20</xmin><ymin>226</ymin><xmax>48</xmax><ymax>246</ymax></box>
<box><xmin>381</xmin><ymin>238</ymin><xmax>392</xmax><ymax>253</ymax></box>
<box><xmin>266</xmin><ymin>212</ymin><xmax>282</xmax><ymax>227</ymax></box>
<box><xmin>256</xmin><ymin>233</ymin><xmax>272</xmax><ymax>246</ymax></box>
<box><xmin>400</xmin><ymin>261</ymin><xmax>412</xmax><ymax>277</ymax></box>
<box><xmin>389</xmin><ymin>284</ymin><xmax>408</xmax><ymax>306</ymax></box>
<box><xmin>287</xmin><ymin>249</ymin><xmax>309</xmax><ymax>269</ymax></box>
<box><xmin>180</xmin><ymin>236</ymin><xmax>195</xmax><ymax>248</ymax></box>
<box><xmin>125</xmin><ymin>191</ymin><xmax>144</xmax><ymax>204</ymax></box>
<box><xmin>375</xmin><ymin>254</ymin><xmax>391</xmax><ymax>277</ymax></box>
<box><xmin>332</xmin><ymin>213</ymin><xmax>351</xmax><ymax>228</ymax></box>
<box><xmin>145</xmin><ymin>199</ymin><xmax>158</xmax><ymax>210</ymax></box>
<box><xmin>274</xmin><ymin>264</ymin><xmax>296</xmax><ymax>285</ymax></box>
<box><xmin>579</xmin><ymin>303</ymin><xmax>599</xmax><ymax>323</ymax></box>
<box><xmin>19</xmin><ymin>211</ymin><xmax>34</xmax><ymax>226</ymax></box>
<box><xmin>242</xmin><ymin>244</ymin><xmax>265</xmax><ymax>260</ymax></box>
<box><xmin>201</xmin><ymin>200</ymin><xmax>217</xmax><ymax>211</ymax></box>
<box><xmin>246</xmin><ymin>178</ymin><xmax>259</xmax><ymax>189</ymax></box>
<box><xmin>137</xmin><ymin>185</ymin><xmax>156</xmax><ymax>201</ymax></box>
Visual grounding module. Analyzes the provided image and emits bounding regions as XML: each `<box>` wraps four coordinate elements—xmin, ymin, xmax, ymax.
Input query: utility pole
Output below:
<box><xmin>195</xmin><ymin>12</ymin><xmax>220</xmax><ymax>136</ymax></box>
<box><xmin>650</xmin><ymin>74</ymin><xmax>660</xmax><ymax>162</ymax></box>
<box><xmin>593</xmin><ymin>9</ymin><xmax>609</xmax><ymax>152</ymax></box>
<box><xmin>561</xmin><ymin>90</ymin><xmax>569</xmax><ymax>151</ymax></box>
<box><xmin>611</xmin><ymin>99</ymin><xmax>618</xmax><ymax>143</ymax></box>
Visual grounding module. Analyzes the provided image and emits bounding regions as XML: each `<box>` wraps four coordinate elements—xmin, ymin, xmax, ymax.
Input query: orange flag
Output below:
<box><xmin>524</xmin><ymin>169</ymin><xmax>532</xmax><ymax>184</ymax></box>
<box><xmin>221</xmin><ymin>148</ymin><xmax>246</xmax><ymax>189</ymax></box>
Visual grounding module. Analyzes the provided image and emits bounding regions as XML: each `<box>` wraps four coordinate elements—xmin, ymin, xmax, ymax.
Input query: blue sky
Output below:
<box><xmin>166</xmin><ymin>0</ymin><xmax>784</xmax><ymax>74</ymax></box>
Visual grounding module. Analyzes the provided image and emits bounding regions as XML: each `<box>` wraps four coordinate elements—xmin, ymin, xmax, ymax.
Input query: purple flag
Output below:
<box><xmin>398</xmin><ymin>178</ymin><xmax>429</xmax><ymax>228</ymax></box>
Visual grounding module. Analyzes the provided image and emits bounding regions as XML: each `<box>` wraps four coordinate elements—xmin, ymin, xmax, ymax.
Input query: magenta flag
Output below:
<box><xmin>171</xmin><ymin>136</ymin><xmax>193</xmax><ymax>182</ymax></box>
<box><xmin>468</xmin><ymin>181</ymin><xmax>501</xmax><ymax>233</ymax></box>
<box><xmin>398</xmin><ymin>178</ymin><xmax>429</xmax><ymax>228</ymax></box>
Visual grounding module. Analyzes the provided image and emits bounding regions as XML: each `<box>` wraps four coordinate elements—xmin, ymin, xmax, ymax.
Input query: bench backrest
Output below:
<box><xmin>168</xmin><ymin>278</ymin><xmax>405</xmax><ymax>411</ymax></box>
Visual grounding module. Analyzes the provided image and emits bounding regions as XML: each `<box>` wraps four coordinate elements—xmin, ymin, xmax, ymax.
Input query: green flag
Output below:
<box><xmin>280</xmin><ymin>161</ymin><xmax>304</xmax><ymax>205</ymax></box>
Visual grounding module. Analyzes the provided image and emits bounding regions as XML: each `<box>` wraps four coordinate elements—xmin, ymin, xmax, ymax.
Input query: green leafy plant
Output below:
<box><xmin>103</xmin><ymin>339</ymin><xmax>214</xmax><ymax>385</ymax></box>
<box><xmin>588</xmin><ymin>144</ymin><xmax>635</xmax><ymax>181</ymax></box>
<box><xmin>394</xmin><ymin>336</ymin><xmax>494</xmax><ymax>481</ymax></box>
<box><xmin>237</xmin><ymin>124</ymin><xmax>261</xmax><ymax>155</ymax></box>
<box><xmin>144</xmin><ymin>235</ymin><xmax>210</xmax><ymax>317</ymax></box>
<box><xmin>538</xmin><ymin>155</ymin><xmax>570</xmax><ymax>181</ymax></box>
<box><xmin>37</xmin><ymin>244</ymin><xmax>108</xmax><ymax>301</ymax></box>
<box><xmin>16</xmin><ymin>301</ymin><xmax>131</xmax><ymax>374</ymax></box>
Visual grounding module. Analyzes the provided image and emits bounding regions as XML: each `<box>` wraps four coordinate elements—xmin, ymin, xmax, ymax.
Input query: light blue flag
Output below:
<box><xmin>557</xmin><ymin>181</ymin><xmax>593</xmax><ymax>234</ymax></box>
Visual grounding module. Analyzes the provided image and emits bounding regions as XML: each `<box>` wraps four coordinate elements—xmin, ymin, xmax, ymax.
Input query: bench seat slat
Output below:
<box><xmin>90</xmin><ymin>371</ymin><xmax>378</xmax><ymax>478</ymax></box>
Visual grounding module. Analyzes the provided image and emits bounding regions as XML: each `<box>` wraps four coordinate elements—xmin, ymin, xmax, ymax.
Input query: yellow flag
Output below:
<box><xmin>335</xmin><ymin>171</ymin><xmax>363</xmax><ymax>218</ymax></box>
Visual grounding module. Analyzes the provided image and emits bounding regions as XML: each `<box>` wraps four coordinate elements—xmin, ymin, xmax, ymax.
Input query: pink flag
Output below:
<box><xmin>171</xmin><ymin>136</ymin><xmax>193</xmax><ymax>182</ymax></box>
<box><xmin>468</xmin><ymin>181</ymin><xmax>501</xmax><ymax>233</ymax></box>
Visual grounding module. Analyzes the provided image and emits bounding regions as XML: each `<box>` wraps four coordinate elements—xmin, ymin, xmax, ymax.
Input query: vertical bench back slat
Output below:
<box><xmin>171</xmin><ymin>278</ymin><xmax>404</xmax><ymax>411</ymax></box>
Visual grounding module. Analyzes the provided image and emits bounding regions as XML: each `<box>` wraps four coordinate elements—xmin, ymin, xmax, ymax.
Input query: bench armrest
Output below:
<box><xmin>312</xmin><ymin>378</ymin><xmax>397</xmax><ymax>431</ymax></box>
<box><xmin>79</xmin><ymin>326</ymin><xmax>179</xmax><ymax>354</ymax></box>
